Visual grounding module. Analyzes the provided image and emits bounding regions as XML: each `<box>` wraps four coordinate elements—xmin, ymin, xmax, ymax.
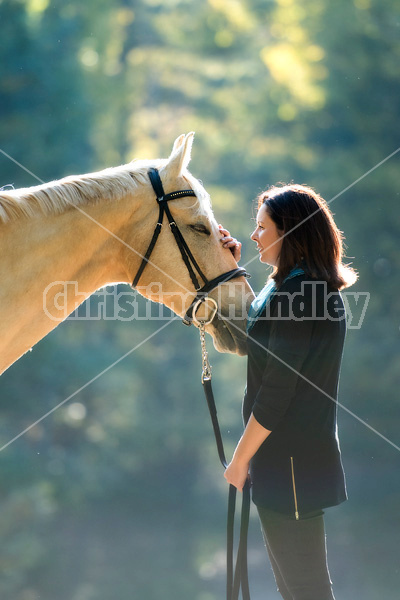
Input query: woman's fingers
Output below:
<box><xmin>224</xmin><ymin>459</ymin><xmax>250</xmax><ymax>492</ymax></box>
<box><xmin>222</xmin><ymin>236</ymin><xmax>235</xmax><ymax>246</ymax></box>
<box><xmin>223</xmin><ymin>239</ymin><xmax>242</xmax><ymax>261</ymax></box>
<box><xmin>218</xmin><ymin>224</ymin><xmax>230</xmax><ymax>237</ymax></box>
<box><xmin>219</xmin><ymin>225</ymin><xmax>242</xmax><ymax>261</ymax></box>
<box><xmin>228</xmin><ymin>240</ymin><xmax>242</xmax><ymax>262</ymax></box>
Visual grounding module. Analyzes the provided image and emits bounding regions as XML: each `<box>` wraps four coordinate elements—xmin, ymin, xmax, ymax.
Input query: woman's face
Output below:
<box><xmin>250</xmin><ymin>204</ymin><xmax>283</xmax><ymax>266</ymax></box>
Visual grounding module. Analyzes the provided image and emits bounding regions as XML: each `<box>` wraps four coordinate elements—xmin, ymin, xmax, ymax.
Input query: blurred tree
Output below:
<box><xmin>0</xmin><ymin>0</ymin><xmax>399</xmax><ymax>598</ymax></box>
<box><xmin>0</xmin><ymin>0</ymin><xmax>93</xmax><ymax>185</ymax></box>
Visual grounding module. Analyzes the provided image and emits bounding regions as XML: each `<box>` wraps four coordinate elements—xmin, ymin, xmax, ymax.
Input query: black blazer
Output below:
<box><xmin>243</xmin><ymin>273</ymin><xmax>347</xmax><ymax>517</ymax></box>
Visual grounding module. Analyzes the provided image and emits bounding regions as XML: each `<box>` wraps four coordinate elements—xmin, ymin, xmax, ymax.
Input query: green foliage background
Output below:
<box><xmin>0</xmin><ymin>0</ymin><xmax>399</xmax><ymax>598</ymax></box>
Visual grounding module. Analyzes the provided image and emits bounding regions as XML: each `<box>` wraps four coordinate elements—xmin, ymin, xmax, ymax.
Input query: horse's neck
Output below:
<box><xmin>0</xmin><ymin>195</ymin><xmax>142</xmax><ymax>373</ymax></box>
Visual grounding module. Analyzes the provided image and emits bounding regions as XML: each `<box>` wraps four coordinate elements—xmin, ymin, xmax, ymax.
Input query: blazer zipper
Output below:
<box><xmin>290</xmin><ymin>456</ymin><xmax>299</xmax><ymax>521</ymax></box>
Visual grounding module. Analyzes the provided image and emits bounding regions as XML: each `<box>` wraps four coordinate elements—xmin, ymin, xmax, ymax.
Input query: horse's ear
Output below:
<box><xmin>171</xmin><ymin>134</ymin><xmax>185</xmax><ymax>154</ymax></box>
<box><xmin>168</xmin><ymin>132</ymin><xmax>195</xmax><ymax>175</ymax></box>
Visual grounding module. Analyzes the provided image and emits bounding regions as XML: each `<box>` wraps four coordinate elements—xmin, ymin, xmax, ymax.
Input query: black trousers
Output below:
<box><xmin>257</xmin><ymin>506</ymin><xmax>336</xmax><ymax>600</ymax></box>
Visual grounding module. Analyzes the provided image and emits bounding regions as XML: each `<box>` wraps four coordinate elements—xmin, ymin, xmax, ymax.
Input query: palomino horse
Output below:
<box><xmin>0</xmin><ymin>133</ymin><xmax>254</xmax><ymax>374</ymax></box>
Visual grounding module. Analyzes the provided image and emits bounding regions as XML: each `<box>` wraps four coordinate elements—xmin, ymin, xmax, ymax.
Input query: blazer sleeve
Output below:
<box><xmin>252</xmin><ymin>279</ymin><xmax>314</xmax><ymax>431</ymax></box>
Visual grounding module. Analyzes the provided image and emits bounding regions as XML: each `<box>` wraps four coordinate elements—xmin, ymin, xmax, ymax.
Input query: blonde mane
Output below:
<box><xmin>0</xmin><ymin>158</ymin><xmax>210</xmax><ymax>224</ymax></box>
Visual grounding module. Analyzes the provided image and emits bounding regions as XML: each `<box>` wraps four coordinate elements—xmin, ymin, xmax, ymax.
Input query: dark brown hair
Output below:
<box><xmin>258</xmin><ymin>184</ymin><xmax>357</xmax><ymax>290</ymax></box>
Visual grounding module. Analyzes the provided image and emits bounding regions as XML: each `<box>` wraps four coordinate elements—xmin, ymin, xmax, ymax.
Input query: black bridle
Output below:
<box><xmin>133</xmin><ymin>167</ymin><xmax>251</xmax><ymax>600</ymax></box>
<box><xmin>132</xmin><ymin>168</ymin><xmax>249</xmax><ymax>325</ymax></box>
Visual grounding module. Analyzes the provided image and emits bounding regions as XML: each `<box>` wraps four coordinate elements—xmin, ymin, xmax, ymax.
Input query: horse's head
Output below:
<box><xmin>124</xmin><ymin>133</ymin><xmax>254</xmax><ymax>355</ymax></box>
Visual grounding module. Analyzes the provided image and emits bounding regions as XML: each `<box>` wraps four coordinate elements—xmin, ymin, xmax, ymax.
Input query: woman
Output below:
<box><xmin>219</xmin><ymin>184</ymin><xmax>357</xmax><ymax>600</ymax></box>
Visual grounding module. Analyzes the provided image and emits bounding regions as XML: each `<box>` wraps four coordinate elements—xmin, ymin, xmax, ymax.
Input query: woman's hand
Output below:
<box><xmin>224</xmin><ymin>457</ymin><xmax>250</xmax><ymax>492</ymax></box>
<box><xmin>219</xmin><ymin>224</ymin><xmax>242</xmax><ymax>262</ymax></box>
<box><xmin>224</xmin><ymin>416</ymin><xmax>271</xmax><ymax>491</ymax></box>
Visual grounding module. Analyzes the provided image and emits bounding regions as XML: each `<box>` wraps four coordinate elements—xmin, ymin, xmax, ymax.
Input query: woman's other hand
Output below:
<box><xmin>219</xmin><ymin>224</ymin><xmax>242</xmax><ymax>262</ymax></box>
<box><xmin>224</xmin><ymin>457</ymin><xmax>250</xmax><ymax>492</ymax></box>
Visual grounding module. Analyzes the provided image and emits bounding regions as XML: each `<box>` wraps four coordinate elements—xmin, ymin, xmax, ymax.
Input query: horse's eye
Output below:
<box><xmin>189</xmin><ymin>223</ymin><xmax>210</xmax><ymax>235</ymax></box>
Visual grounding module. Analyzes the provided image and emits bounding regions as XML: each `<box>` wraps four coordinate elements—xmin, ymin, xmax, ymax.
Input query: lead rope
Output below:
<box><xmin>197</xmin><ymin>316</ymin><xmax>251</xmax><ymax>600</ymax></box>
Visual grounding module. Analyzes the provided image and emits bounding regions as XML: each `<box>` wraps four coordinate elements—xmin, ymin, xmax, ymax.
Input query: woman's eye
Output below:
<box><xmin>189</xmin><ymin>223</ymin><xmax>210</xmax><ymax>235</ymax></box>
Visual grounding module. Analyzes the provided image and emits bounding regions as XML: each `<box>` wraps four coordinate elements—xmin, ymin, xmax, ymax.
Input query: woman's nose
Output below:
<box><xmin>250</xmin><ymin>229</ymin><xmax>257</xmax><ymax>241</ymax></box>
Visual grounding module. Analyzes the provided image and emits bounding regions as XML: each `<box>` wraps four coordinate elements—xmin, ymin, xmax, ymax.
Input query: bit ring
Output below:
<box><xmin>192</xmin><ymin>297</ymin><xmax>218</xmax><ymax>327</ymax></box>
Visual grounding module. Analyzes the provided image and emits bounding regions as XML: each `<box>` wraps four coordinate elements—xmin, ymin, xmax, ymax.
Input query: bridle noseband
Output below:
<box><xmin>132</xmin><ymin>168</ymin><xmax>249</xmax><ymax>326</ymax></box>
